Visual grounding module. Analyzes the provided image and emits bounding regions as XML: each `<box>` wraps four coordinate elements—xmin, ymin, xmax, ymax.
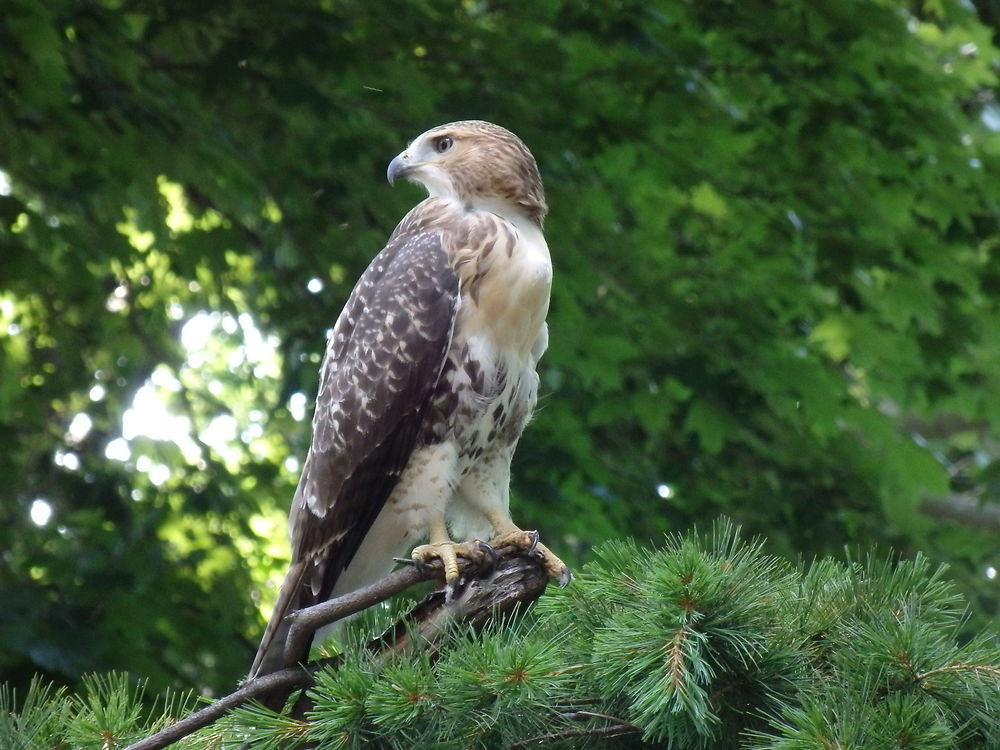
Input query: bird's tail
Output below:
<box><xmin>249</xmin><ymin>560</ymin><xmax>307</xmax><ymax>679</ymax></box>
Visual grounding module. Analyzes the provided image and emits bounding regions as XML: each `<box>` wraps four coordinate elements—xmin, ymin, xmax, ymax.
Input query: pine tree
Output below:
<box><xmin>4</xmin><ymin>523</ymin><xmax>998</xmax><ymax>749</ymax></box>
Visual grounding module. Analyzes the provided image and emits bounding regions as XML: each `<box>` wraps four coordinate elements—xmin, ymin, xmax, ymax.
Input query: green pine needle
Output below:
<box><xmin>4</xmin><ymin>524</ymin><xmax>997</xmax><ymax>749</ymax></box>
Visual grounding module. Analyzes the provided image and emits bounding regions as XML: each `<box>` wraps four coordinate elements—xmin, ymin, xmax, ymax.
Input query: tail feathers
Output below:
<box><xmin>249</xmin><ymin>561</ymin><xmax>306</xmax><ymax>679</ymax></box>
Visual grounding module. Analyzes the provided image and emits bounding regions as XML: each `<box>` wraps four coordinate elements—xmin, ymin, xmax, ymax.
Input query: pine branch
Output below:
<box><xmin>21</xmin><ymin>525</ymin><xmax>998</xmax><ymax>749</ymax></box>
<box><xmin>125</xmin><ymin>547</ymin><xmax>551</xmax><ymax>750</ymax></box>
<box><xmin>667</xmin><ymin>625</ymin><xmax>692</xmax><ymax>698</ymax></box>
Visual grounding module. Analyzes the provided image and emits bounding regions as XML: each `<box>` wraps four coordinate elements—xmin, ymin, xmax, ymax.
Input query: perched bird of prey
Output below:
<box><xmin>250</xmin><ymin>120</ymin><xmax>569</xmax><ymax>678</ymax></box>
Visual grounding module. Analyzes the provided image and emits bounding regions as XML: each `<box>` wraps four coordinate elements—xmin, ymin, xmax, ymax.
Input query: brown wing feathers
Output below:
<box><xmin>249</xmin><ymin>225</ymin><xmax>459</xmax><ymax>677</ymax></box>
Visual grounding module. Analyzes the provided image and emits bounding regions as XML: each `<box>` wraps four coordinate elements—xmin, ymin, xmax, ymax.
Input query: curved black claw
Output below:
<box><xmin>476</xmin><ymin>539</ymin><xmax>498</xmax><ymax>573</ymax></box>
<box><xmin>444</xmin><ymin>577</ymin><xmax>460</xmax><ymax>603</ymax></box>
<box><xmin>394</xmin><ymin>556</ymin><xmax>429</xmax><ymax>575</ymax></box>
<box><xmin>557</xmin><ymin>565</ymin><xmax>574</xmax><ymax>588</ymax></box>
<box><xmin>526</xmin><ymin>530</ymin><xmax>540</xmax><ymax>557</ymax></box>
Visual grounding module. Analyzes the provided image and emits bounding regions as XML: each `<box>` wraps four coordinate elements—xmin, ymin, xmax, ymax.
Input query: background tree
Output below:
<box><xmin>1</xmin><ymin>0</ymin><xmax>997</xmax><ymax>699</ymax></box>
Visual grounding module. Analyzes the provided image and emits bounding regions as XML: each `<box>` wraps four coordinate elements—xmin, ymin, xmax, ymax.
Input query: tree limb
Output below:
<box><xmin>919</xmin><ymin>493</ymin><xmax>1000</xmax><ymax>534</ymax></box>
<box><xmin>373</xmin><ymin>543</ymin><xmax>549</xmax><ymax>656</ymax></box>
<box><xmin>280</xmin><ymin>563</ymin><xmax>430</xmax><ymax>671</ymax></box>
<box><xmin>125</xmin><ymin>548</ymin><xmax>550</xmax><ymax>750</ymax></box>
<box><xmin>123</xmin><ymin>663</ymin><xmax>321</xmax><ymax>750</ymax></box>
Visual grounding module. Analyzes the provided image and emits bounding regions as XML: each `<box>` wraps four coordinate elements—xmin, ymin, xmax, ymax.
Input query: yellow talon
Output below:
<box><xmin>490</xmin><ymin>528</ymin><xmax>573</xmax><ymax>587</ymax></box>
<box><xmin>411</xmin><ymin>540</ymin><xmax>488</xmax><ymax>584</ymax></box>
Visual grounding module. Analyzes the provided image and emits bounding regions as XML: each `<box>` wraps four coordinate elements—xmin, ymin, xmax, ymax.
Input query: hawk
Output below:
<box><xmin>250</xmin><ymin>120</ymin><xmax>569</xmax><ymax>678</ymax></box>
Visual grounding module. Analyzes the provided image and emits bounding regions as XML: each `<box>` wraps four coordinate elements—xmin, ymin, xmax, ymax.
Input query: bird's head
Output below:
<box><xmin>387</xmin><ymin>120</ymin><xmax>547</xmax><ymax>226</ymax></box>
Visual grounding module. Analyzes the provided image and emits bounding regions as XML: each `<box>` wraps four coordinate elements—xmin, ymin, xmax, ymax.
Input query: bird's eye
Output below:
<box><xmin>434</xmin><ymin>136</ymin><xmax>454</xmax><ymax>154</ymax></box>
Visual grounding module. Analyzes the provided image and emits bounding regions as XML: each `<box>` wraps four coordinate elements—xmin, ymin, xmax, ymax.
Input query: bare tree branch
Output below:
<box><xmin>124</xmin><ymin>663</ymin><xmax>321</xmax><ymax>750</ymax></box>
<box><xmin>125</xmin><ymin>548</ymin><xmax>551</xmax><ymax>750</ymax></box>
<box><xmin>373</xmin><ymin>542</ymin><xmax>549</xmax><ymax>655</ymax></box>
<box><xmin>920</xmin><ymin>493</ymin><xmax>1000</xmax><ymax>534</ymax></box>
<box><xmin>280</xmin><ymin>563</ymin><xmax>430</xmax><ymax>671</ymax></box>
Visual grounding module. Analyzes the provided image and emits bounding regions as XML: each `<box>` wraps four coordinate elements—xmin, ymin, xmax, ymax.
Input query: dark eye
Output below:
<box><xmin>434</xmin><ymin>136</ymin><xmax>454</xmax><ymax>153</ymax></box>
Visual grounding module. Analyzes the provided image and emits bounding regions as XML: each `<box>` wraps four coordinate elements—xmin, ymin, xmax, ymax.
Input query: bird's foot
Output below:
<box><xmin>410</xmin><ymin>539</ymin><xmax>492</xmax><ymax>586</ymax></box>
<box><xmin>490</xmin><ymin>529</ymin><xmax>573</xmax><ymax>587</ymax></box>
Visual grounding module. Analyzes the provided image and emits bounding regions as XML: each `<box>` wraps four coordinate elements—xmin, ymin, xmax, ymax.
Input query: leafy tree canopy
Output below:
<box><xmin>0</xmin><ymin>0</ymin><xmax>998</xmax><ymax>697</ymax></box>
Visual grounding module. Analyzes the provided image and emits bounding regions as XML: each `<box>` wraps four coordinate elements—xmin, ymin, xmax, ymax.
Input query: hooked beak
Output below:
<box><xmin>386</xmin><ymin>153</ymin><xmax>410</xmax><ymax>185</ymax></box>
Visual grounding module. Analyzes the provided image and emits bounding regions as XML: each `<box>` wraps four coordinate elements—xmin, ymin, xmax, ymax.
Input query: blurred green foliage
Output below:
<box><xmin>1</xmin><ymin>0</ymin><xmax>997</xmax><ymax>697</ymax></box>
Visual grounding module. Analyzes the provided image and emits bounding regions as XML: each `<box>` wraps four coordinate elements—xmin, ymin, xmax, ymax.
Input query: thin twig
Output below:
<box><xmin>509</xmin><ymin>709</ymin><xmax>642</xmax><ymax>748</ymax></box>
<box><xmin>510</xmin><ymin>721</ymin><xmax>641</xmax><ymax>748</ymax></box>
<box><xmin>566</xmin><ymin>710</ymin><xmax>639</xmax><ymax>724</ymax></box>
<box><xmin>917</xmin><ymin>662</ymin><xmax>1000</xmax><ymax>683</ymax></box>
